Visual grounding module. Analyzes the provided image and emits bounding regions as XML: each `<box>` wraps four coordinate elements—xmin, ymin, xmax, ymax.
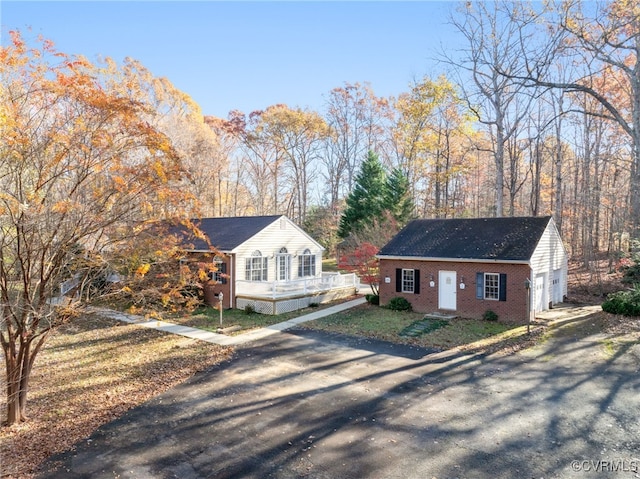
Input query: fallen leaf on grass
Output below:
<box><xmin>0</xmin><ymin>313</ymin><xmax>232</xmax><ymax>478</ymax></box>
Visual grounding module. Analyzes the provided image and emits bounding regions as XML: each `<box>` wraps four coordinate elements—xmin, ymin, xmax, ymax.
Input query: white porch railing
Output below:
<box><xmin>60</xmin><ymin>274</ymin><xmax>80</xmax><ymax>296</ymax></box>
<box><xmin>235</xmin><ymin>272</ymin><xmax>359</xmax><ymax>299</ymax></box>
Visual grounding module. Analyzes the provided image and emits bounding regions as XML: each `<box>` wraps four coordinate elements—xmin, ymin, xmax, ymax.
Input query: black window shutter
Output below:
<box><xmin>414</xmin><ymin>269</ymin><xmax>420</xmax><ymax>294</ymax></box>
<box><xmin>396</xmin><ymin>268</ymin><xmax>402</xmax><ymax>292</ymax></box>
<box><xmin>476</xmin><ymin>272</ymin><xmax>484</xmax><ymax>299</ymax></box>
<box><xmin>221</xmin><ymin>262</ymin><xmax>227</xmax><ymax>284</ymax></box>
<box><xmin>499</xmin><ymin>273</ymin><xmax>507</xmax><ymax>301</ymax></box>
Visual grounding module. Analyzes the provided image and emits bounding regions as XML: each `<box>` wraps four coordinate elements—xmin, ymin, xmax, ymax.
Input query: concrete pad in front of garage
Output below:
<box><xmin>39</xmin><ymin>325</ymin><xmax>640</xmax><ymax>479</ymax></box>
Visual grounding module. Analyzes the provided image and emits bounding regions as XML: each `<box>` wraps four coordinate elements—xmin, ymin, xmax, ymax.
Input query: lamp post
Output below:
<box><xmin>524</xmin><ymin>278</ymin><xmax>531</xmax><ymax>334</ymax></box>
<box><xmin>218</xmin><ymin>292</ymin><xmax>224</xmax><ymax>327</ymax></box>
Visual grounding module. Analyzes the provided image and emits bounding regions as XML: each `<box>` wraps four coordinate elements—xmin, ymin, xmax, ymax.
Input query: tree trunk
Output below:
<box><xmin>553</xmin><ymin>92</ymin><xmax>564</xmax><ymax>235</ymax></box>
<box><xmin>530</xmin><ymin>139</ymin><xmax>541</xmax><ymax>217</ymax></box>
<box><xmin>434</xmin><ymin>149</ymin><xmax>442</xmax><ymax>217</ymax></box>
<box><xmin>631</xmin><ymin>33</ymin><xmax>640</xmax><ymax>238</ymax></box>
<box><xmin>494</xmin><ymin>99</ymin><xmax>505</xmax><ymax>218</ymax></box>
<box><xmin>2</xmin><ymin>326</ymin><xmax>49</xmax><ymax>426</ymax></box>
<box><xmin>4</xmin><ymin>343</ymin><xmax>31</xmax><ymax>425</ymax></box>
<box><xmin>443</xmin><ymin>135</ymin><xmax>452</xmax><ymax>218</ymax></box>
<box><xmin>631</xmin><ymin>141</ymin><xmax>640</xmax><ymax>240</ymax></box>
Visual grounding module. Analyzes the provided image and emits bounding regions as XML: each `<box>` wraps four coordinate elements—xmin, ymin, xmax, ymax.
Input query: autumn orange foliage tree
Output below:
<box><xmin>0</xmin><ymin>32</ymin><xmax>200</xmax><ymax>426</ymax></box>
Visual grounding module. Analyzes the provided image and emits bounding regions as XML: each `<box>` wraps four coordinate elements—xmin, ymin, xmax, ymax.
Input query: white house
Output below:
<box><xmin>179</xmin><ymin>215</ymin><xmax>358</xmax><ymax>315</ymax></box>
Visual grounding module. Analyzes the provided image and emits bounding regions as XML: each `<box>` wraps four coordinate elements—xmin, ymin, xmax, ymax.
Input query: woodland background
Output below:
<box><xmin>164</xmin><ymin>0</ymin><xmax>638</xmax><ymax>268</ymax></box>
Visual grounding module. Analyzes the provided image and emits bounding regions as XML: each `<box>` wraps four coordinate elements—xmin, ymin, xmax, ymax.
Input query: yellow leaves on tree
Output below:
<box><xmin>0</xmin><ymin>30</ymin><xmax>202</xmax><ymax>426</ymax></box>
<box><xmin>135</xmin><ymin>263</ymin><xmax>151</xmax><ymax>277</ymax></box>
<box><xmin>153</xmin><ymin>160</ymin><xmax>168</xmax><ymax>183</ymax></box>
<box><xmin>198</xmin><ymin>268</ymin><xmax>210</xmax><ymax>282</ymax></box>
<box><xmin>51</xmin><ymin>200</ymin><xmax>73</xmax><ymax>214</ymax></box>
<box><xmin>392</xmin><ymin>75</ymin><xmax>475</xmax><ymax>217</ymax></box>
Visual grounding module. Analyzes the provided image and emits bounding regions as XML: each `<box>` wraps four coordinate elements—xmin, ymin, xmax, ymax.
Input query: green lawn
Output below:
<box><xmin>322</xmin><ymin>257</ymin><xmax>340</xmax><ymax>272</ymax></box>
<box><xmin>299</xmin><ymin>303</ymin><xmax>425</xmax><ymax>341</ymax></box>
<box><xmin>299</xmin><ymin>303</ymin><xmax>530</xmax><ymax>352</ymax></box>
<box><xmin>167</xmin><ymin>301</ymin><xmax>343</xmax><ymax>334</ymax></box>
<box><xmin>168</xmin><ymin>299</ymin><xmax>534</xmax><ymax>353</ymax></box>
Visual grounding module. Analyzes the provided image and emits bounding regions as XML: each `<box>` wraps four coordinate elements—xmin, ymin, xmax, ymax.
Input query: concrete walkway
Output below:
<box><xmin>91</xmin><ymin>296</ymin><xmax>367</xmax><ymax>346</ymax></box>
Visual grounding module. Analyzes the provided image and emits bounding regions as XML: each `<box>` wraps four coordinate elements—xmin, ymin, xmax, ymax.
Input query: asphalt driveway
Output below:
<box><xmin>40</xmin><ymin>318</ymin><xmax>640</xmax><ymax>479</ymax></box>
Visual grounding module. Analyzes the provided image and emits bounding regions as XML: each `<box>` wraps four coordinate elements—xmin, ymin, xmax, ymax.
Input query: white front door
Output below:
<box><xmin>438</xmin><ymin>271</ymin><xmax>457</xmax><ymax>310</ymax></box>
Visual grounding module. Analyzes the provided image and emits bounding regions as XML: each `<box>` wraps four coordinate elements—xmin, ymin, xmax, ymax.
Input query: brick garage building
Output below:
<box><xmin>377</xmin><ymin>216</ymin><xmax>568</xmax><ymax>323</ymax></box>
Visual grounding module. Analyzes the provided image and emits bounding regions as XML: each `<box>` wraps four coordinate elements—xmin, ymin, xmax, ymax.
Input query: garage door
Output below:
<box><xmin>534</xmin><ymin>273</ymin><xmax>546</xmax><ymax>312</ymax></box>
<box><xmin>552</xmin><ymin>269</ymin><xmax>563</xmax><ymax>304</ymax></box>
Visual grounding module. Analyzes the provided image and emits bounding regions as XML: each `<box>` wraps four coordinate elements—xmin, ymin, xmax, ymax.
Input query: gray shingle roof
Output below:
<box><xmin>378</xmin><ymin>216</ymin><xmax>552</xmax><ymax>261</ymax></box>
<box><xmin>177</xmin><ymin>215</ymin><xmax>283</xmax><ymax>251</ymax></box>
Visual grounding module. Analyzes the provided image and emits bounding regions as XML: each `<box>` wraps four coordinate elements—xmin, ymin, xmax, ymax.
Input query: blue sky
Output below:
<box><xmin>2</xmin><ymin>1</ymin><xmax>462</xmax><ymax>118</ymax></box>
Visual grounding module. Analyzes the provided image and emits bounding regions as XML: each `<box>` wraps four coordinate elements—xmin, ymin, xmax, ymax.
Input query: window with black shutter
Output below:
<box><xmin>477</xmin><ymin>272</ymin><xmax>507</xmax><ymax>301</ymax></box>
<box><xmin>499</xmin><ymin>273</ymin><xmax>507</xmax><ymax>301</ymax></box>
<box><xmin>476</xmin><ymin>272</ymin><xmax>484</xmax><ymax>299</ymax></box>
<box><xmin>396</xmin><ymin>268</ymin><xmax>420</xmax><ymax>294</ymax></box>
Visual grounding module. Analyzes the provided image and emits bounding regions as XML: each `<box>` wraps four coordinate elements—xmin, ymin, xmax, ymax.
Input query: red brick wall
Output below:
<box><xmin>199</xmin><ymin>256</ymin><xmax>232</xmax><ymax>309</ymax></box>
<box><xmin>204</xmin><ymin>278</ymin><xmax>231</xmax><ymax>309</ymax></box>
<box><xmin>379</xmin><ymin>259</ymin><xmax>532</xmax><ymax>323</ymax></box>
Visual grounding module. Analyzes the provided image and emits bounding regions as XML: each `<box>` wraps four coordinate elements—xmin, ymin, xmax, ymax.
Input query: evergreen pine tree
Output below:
<box><xmin>384</xmin><ymin>167</ymin><xmax>414</xmax><ymax>226</ymax></box>
<box><xmin>338</xmin><ymin>151</ymin><xmax>387</xmax><ymax>239</ymax></box>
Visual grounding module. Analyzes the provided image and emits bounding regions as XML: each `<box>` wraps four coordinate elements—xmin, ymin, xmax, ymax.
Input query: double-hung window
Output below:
<box><xmin>246</xmin><ymin>250</ymin><xmax>268</xmax><ymax>281</ymax></box>
<box><xmin>476</xmin><ymin>272</ymin><xmax>507</xmax><ymax>301</ymax></box>
<box><xmin>211</xmin><ymin>257</ymin><xmax>227</xmax><ymax>284</ymax></box>
<box><xmin>402</xmin><ymin>269</ymin><xmax>415</xmax><ymax>293</ymax></box>
<box><xmin>395</xmin><ymin>268</ymin><xmax>420</xmax><ymax>294</ymax></box>
<box><xmin>298</xmin><ymin>249</ymin><xmax>316</xmax><ymax>277</ymax></box>
<box><xmin>484</xmin><ymin>273</ymin><xmax>500</xmax><ymax>300</ymax></box>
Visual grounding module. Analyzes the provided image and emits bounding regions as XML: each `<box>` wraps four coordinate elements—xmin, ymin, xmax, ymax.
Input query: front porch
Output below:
<box><xmin>235</xmin><ymin>272</ymin><xmax>360</xmax><ymax>315</ymax></box>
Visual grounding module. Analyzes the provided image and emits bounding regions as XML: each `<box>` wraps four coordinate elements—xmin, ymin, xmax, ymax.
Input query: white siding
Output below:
<box><xmin>529</xmin><ymin>218</ymin><xmax>568</xmax><ymax>309</ymax></box>
<box><xmin>231</xmin><ymin>216</ymin><xmax>324</xmax><ymax>283</ymax></box>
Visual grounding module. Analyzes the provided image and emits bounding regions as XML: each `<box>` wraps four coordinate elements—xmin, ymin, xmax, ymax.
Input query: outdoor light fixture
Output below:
<box><xmin>429</xmin><ymin>274</ymin><xmax>435</xmax><ymax>288</ymax></box>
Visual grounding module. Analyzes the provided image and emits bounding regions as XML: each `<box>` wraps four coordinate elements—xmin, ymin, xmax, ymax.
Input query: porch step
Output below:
<box><xmin>423</xmin><ymin>312</ymin><xmax>458</xmax><ymax>321</ymax></box>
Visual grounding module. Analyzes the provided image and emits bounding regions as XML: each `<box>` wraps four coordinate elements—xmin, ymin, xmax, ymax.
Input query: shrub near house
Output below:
<box><xmin>602</xmin><ymin>286</ymin><xmax>640</xmax><ymax>316</ymax></box>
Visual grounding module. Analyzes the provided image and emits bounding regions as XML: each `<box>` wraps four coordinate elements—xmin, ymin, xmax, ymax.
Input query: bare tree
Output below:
<box><xmin>322</xmin><ymin>82</ymin><xmax>392</xmax><ymax>206</ymax></box>
<box><xmin>501</xmin><ymin>0</ymin><xmax>640</xmax><ymax>236</ymax></box>
<box><xmin>446</xmin><ymin>1</ymin><xmax>540</xmax><ymax>217</ymax></box>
